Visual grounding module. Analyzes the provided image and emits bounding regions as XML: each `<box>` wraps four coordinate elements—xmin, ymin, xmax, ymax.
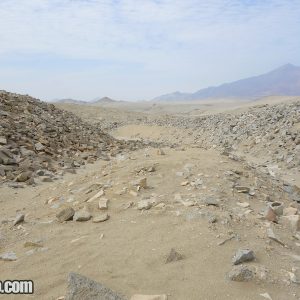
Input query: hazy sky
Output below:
<box><xmin>0</xmin><ymin>0</ymin><xmax>300</xmax><ymax>101</ymax></box>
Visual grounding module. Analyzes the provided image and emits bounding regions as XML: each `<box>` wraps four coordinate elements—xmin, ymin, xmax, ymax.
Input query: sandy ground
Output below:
<box><xmin>1</xmin><ymin>98</ymin><xmax>300</xmax><ymax>300</ymax></box>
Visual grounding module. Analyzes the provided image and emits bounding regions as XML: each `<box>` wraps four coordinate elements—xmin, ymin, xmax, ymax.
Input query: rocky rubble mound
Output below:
<box><xmin>0</xmin><ymin>91</ymin><xmax>136</xmax><ymax>185</ymax></box>
<box><xmin>192</xmin><ymin>102</ymin><xmax>300</xmax><ymax>168</ymax></box>
<box><xmin>141</xmin><ymin>101</ymin><xmax>300</xmax><ymax>170</ymax></box>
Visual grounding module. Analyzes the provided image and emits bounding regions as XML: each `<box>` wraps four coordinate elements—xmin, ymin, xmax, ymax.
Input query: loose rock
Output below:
<box><xmin>228</xmin><ymin>265</ymin><xmax>254</xmax><ymax>282</ymax></box>
<box><xmin>73</xmin><ymin>210</ymin><xmax>91</xmax><ymax>222</ymax></box>
<box><xmin>13</xmin><ymin>213</ymin><xmax>25</xmax><ymax>226</ymax></box>
<box><xmin>232</xmin><ymin>249</ymin><xmax>255</xmax><ymax>265</ymax></box>
<box><xmin>98</xmin><ymin>198</ymin><xmax>109</xmax><ymax>210</ymax></box>
<box><xmin>165</xmin><ymin>248</ymin><xmax>184</xmax><ymax>263</ymax></box>
<box><xmin>57</xmin><ymin>207</ymin><xmax>75</xmax><ymax>222</ymax></box>
<box><xmin>137</xmin><ymin>200</ymin><xmax>152</xmax><ymax>210</ymax></box>
<box><xmin>0</xmin><ymin>252</ymin><xmax>17</xmax><ymax>261</ymax></box>
<box><xmin>93</xmin><ymin>213</ymin><xmax>109</xmax><ymax>223</ymax></box>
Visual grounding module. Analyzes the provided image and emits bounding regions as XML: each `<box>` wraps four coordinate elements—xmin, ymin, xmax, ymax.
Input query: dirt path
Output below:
<box><xmin>1</xmin><ymin>129</ymin><xmax>299</xmax><ymax>300</ymax></box>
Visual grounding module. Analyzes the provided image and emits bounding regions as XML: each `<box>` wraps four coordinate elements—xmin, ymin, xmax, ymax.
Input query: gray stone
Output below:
<box><xmin>13</xmin><ymin>213</ymin><xmax>25</xmax><ymax>226</ymax></box>
<box><xmin>269</xmin><ymin>202</ymin><xmax>284</xmax><ymax>216</ymax></box>
<box><xmin>267</xmin><ymin>228</ymin><xmax>285</xmax><ymax>246</ymax></box>
<box><xmin>137</xmin><ymin>200</ymin><xmax>152</xmax><ymax>210</ymax></box>
<box><xmin>232</xmin><ymin>249</ymin><xmax>255</xmax><ymax>265</ymax></box>
<box><xmin>93</xmin><ymin>213</ymin><xmax>109</xmax><ymax>223</ymax></box>
<box><xmin>228</xmin><ymin>265</ymin><xmax>254</xmax><ymax>282</ymax></box>
<box><xmin>165</xmin><ymin>248</ymin><xmax>184</xmax><ymax>263</ymax></box>
<box><xmin>65</xmin><ymin>272</ymin><xmax>127</xmax><ymax>300</ymax></box>
<box><xmin>41</xmin><ymin>176</ymin><xmax>53</xmax><ymax>182</ymax></box>
<box><xmin>132</xmin><ymin>177</ymin><xmax>147</xmax><ymax>189</ymax></box>
<box><xmin>98</xmin><ymin>198</ymin><xmax>109</xmax><ymax>210</ymax></box>
<box><xmin>35</xmin><ymin>142</ymin><xmax>45</xmax><ymax>151</ymax></box>
<box><xmin>235</xmin><ymin>186</ymin><xmax>250</xmax><ymax>193</ymax></box>
<box><xmin>57</xmin><ymin>207</ymin><xmax>75</xmax><ymax>222</ymax></box>
<box><xmin>203</xmin><ymin>197</ymin><xmax>219</xmax><ymax>207</ymax></box>
<box><xmin>15</xmin><ymin>171</ymin><xmax>32</xmax><ymax>182</ymax></box>
<box><xmin>0</xmin><ymin>137</ymin><xmax>7</xmax><ymax>145</ymax></box>
<box><xmin>0</xmin><ymin>149</ymin><xmax>16</xmax><ymax>165</ymax></box>
<box><xmin>73</xmin><ymin>210</ymin><xmax>91</xmax><ymax>222</ymax></box>
<box><xmin>0</xmin><ymin>252</ymin><xmax>17</xmax><ymax>261</ymax></box>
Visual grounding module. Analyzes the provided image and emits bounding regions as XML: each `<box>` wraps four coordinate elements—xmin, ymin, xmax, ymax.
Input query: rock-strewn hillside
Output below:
<box><xmin>0</xmin><ymin>91</ymin><xmax>135</xmax><ymax>184</ymax></box>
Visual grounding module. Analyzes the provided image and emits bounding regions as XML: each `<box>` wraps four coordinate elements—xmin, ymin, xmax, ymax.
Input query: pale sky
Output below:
<box><xmin>0</xmin><ymin>0</ymin><xmax>300</xmax><ymax>101</ymax></box>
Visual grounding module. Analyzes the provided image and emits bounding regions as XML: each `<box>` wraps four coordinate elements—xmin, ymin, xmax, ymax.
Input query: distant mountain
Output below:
<box><xmin>153</xmin><ymin>64</ymin><xmax>300</xmax><ymax>101</ymax></box>
<box><xmin>52</xmin><ymin>98</ymin><xmax>87</xmax><ymax>104</ymax></box>
<box><xmin>153</xmin><ymin>91</ymin><xmax>190</xmax><ymax>102</ymax></box>
<box><xmin>52</xmin><ymin>96</ymin><xmax>121</xmax><ymax>105</ymax></box>
<box><xmin>91</xmin><ymin>97</ymin><xmax>120</xmax><ymax>104</ymax></box>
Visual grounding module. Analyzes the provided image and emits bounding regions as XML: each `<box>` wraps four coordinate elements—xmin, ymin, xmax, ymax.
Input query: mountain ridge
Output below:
<box><xmin>153</xmin><ymin>64</ymin><xmax>300</xmax><ymax>101</ymax></box>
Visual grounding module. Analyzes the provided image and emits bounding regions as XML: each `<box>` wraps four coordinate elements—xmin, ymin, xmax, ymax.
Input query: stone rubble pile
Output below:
<box><xmin>0</xmin><ymin>91</ymin><xmax>141</xmax><ymax>184</ymax></box>
<box><xmin>137</xmin><ymin>101</ymin><xmax>300</xmax><ymax>170</ymax></box>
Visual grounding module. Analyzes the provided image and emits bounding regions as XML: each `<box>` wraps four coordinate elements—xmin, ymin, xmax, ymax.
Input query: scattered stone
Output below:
<box><xmin>235</xmin><ymin>186</ymin><xmax>250</xmax><ymax>193</ymax></box>
<box><xmin>137</xmin><ymin>200</ymin><xmax>152</xmax><ymax>210</ymax></box>
<box><xmin>41</xmin><ymin>176</ymin><xmax>53</xmax><ymax>183</ymax></box>
<box><xmin>65</xmin><ymin>272</ymin><xmax>126</xmax><ymax>300</ymax></box>
<box><xmin>232</xmin><ymin>249</ymin><xmax>255</xmax><ymax>265</ymax></box>
<box><xmin>87</xmin><ymin>189</ymin><xmax>105</xmax><ymax>203</ymax></box>
<box><xmin>264</xmin><ymin>207</ymin><xmax>278</xmax><ymax>223</ymax></box>
<box><xmin>121</xmin><ymin>202</ymin><xmax>134</xmax><ymax>210</ymax></box>
<box><xmin>180</xmin><ymin>181</ymin><xmax>189</xmax><ymax>186</ymax></box>
<box><xmin>56</xmin><ymin>207</ymin><xmax>75</xmax><ymax>222</ymax></box>
<box><xmin>0</xmin><ymin>252</ymin><xmax>17</xmax><ymax>261</ymax></box>
<box><xmin>7</xmin><ymin>182</ymin><xmax>24</xmax><ymax>188</ymax></box>
<box><xmin>98</xmin><ymin>198</ymin><xmax>109</xmax><ymax>210</ymax></box>
<box><xmin>208</xmin><ymin>215</ymin><xmax>217</xmax><ymax>223</ymax></box>
<box><xmin>283</xmin><ymin>207</ymin><xmax>298</xmax><ymax>216</ymax></box>
<box><xmin>218</xmin><ymin>235</ymin><xmax>235</xmax><ymax>246</ymax></box>
<box><xmin>165</xmin><ymin>248</ymin><xmax>184</xmax><ymax>263</ymax></box>
<box><xmin>281</xmin><ymin>215</ymin><xmax>300</xmax><ymax>232</ymax></box>
<box><xmin>228</xmin><ymin>265</ymin><xmax>254</xmax><ymax>282</ymax></box>
<box><xmin>203</xmin><ymin>197</ymin><xmax>219</xmax><ymax>207</ymax></box>
<box><xmin>267</xmin><ymin>228</ymin><xmax>285</xmax><ymax>246</ymax></box>
<box><xmin>24</xmin><ymin>241</ymin><xmax>43</xmax><ymax>248</ymax></box>
<box><xmin>15</xmin><ymin>171</ymin><xmax>32</xmax><ymax>182</ymax></box>
<box><xmin>154</xmin><ymin>202</ymin><xmax>166</xmax><ymax>209</ymax></box>
<box><xmin>260</xmin><ymin>293</ymin><xmax>273</xmax><ymax>300</ymax></box>
<box><xmin>131</xmin><ymin>295</ymin><xmax>167</xmax><ymax>300</ymax></box>
<box><xmin>13</xmin><ymin>213</ymin><xmax>25</xmax><ymax>226</ymax></box>
<box><xmin>288</xmin><ymin>268</ymin><xmax>300</xmax><ymax>284</ymax></box>
<box><xmin>35</xmin><ymin>142</ymin><xmax>45</xmax><ymax>151</ymax></box>
<box><xmin>269</xmin><ymin>202</ymin><xmax>284</xmax><ymax>216</ymax></box>
<box><xmin>73</xmin><ymin>210</ymin><xmax>91</xmax><ymax>222</ymax></box>
<box><xmin>181</xmin><ymin>200</ymin><xmax>196</xmax><ymax>207</ymax></box>
<box><xmin>0</xmin><ymin>136</ymin><xmax>7</xmax><ymax>145</ymax></box>
<box><xmin>93</xmin><ymin>213</ymin><xmax>109</xmax><ymax>223</ymax></box>
<box><xmin>132</xmin><ymin>177</ymin><xmax>147</xmax><ymax>189</ymax></box>
<box><xmin>85</xmin><ymin>183</ymin><xmax>103</xmax><ymax>194</ymax></box>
